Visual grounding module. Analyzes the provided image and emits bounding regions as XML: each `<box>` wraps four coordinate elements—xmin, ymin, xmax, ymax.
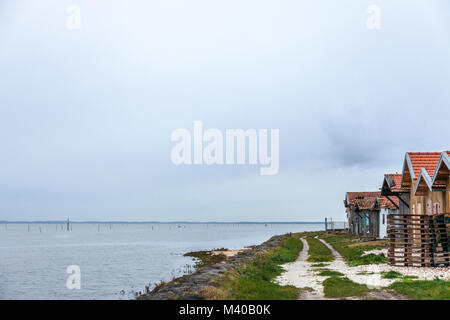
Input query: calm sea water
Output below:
<box><xmin>0</xmin><ymin>223</ymin><xmax>323</xmax><ymax>300</ymax></box>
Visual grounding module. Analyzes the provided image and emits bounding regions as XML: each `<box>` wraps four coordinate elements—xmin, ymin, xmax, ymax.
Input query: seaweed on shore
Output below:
<box><xmin>184</xmin><ymin>250</ymin><xmax>228</xmax><ymax>268</ymax></box>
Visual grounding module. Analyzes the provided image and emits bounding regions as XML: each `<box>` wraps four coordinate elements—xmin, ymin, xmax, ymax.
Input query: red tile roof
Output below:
<box><xmin>346</xmin><ymin>192</ymin><xmax>380</xmax><ymax>202</ymax></box>
<box><xmin>377</xmin><ymin>196</ymin><xmax>400</xmax><ymax>210</ymax></box>
<box><xmin>406</xmin><ymin>152</ymin><xmax>441</xmax><ymax>178</ymax></box>
<box><xmin>346</xmin><ymin>192</ymin><xmax>400</xmax><ymax>211</ymax></box>
<box><xmin>390</xmin><ymin>174</ymin><xmax>402</xmax><ymax>188</ymax></box>
<box><xmin>346</xmin><ymin>192</ymin><xmax>380</xmax><ymax>211</ymax></box>
<box><xmin>384</xmin><ymin>173</ymin><xmax>404</xmax><ymax>192</ymax></box>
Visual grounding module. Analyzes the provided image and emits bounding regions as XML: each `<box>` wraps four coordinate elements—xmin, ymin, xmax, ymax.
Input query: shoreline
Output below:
<box><xmin>136</xmin><ymin>233</ymin><xmax>300</xmax><ymax>300</ymax></box>
<box><xmin>137</xmin><ymin>231</ymin><xmax>450</xmax><ymax>300</ymax></box>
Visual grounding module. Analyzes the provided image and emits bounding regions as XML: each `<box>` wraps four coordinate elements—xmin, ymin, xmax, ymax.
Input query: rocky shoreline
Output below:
<box><xmin>136</xmin><ymin>233</ymin><xmax>291</xmax><ymax>300</ymax></box>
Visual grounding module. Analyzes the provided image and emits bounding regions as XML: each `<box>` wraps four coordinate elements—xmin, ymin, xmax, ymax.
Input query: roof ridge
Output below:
<box><xmin>347</xmin><ymin>191</ymin><xmax>380</xmax><ymax>194</ymax></box>
<box><xmin>407</xmin><ymin>151</ymin><xmax>442</xmax><ymax>154</ymax></box>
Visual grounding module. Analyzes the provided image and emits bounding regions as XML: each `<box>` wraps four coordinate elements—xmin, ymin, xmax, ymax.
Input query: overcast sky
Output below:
<box><xmin>1</xmin><ymin>1</ymin><xmax>450</xmax><ymax>221</ymax></box>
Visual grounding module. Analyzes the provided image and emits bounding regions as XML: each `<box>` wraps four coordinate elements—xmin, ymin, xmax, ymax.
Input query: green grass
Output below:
<box><xmin>323</xmin><ymin>276</ymin><xmax>372</xmax><ymax>298</ymax></box>
<box><xmin>381</xmin><ymin>271</ymin><xmax>419</xmax><ymax>280</ymax></box>
<box><xmin>322</xmin><ymin>234</ymin><xmax>387</xmax><ymax>266</ymax></box>
<box><xmin>357</xmin><ymin>271</ymin><xmax>375</xmax><ymax>275</ymax></box>
<box><xmin>402</xmin><ymin>275</ymin><xmax>419</xmax><ymax>280</ymax></box>
<box><xmin>209</xmin><ymin>235</ymin><xmax>304</xmax><ymax>299</ymax></box>
<box><xmin>298</xmin><ymin>287</ymin><xmax>314</xmax><ymax>294</ymax></box>
<box><xmin>381</xmin><ymin>271</ymin><xmax>403</xmax><ymax>279</ymax></box>
<box><xmin>389</xmin><ymin>279</ymin><xmax>450</xmax><ymax>300</ymax></box>
<box><xmin>316</xmin><ymin>269</ymin><xmax>344</xmax><ymax>277</ymax></box>
<box><xmin>306</xmin><ymin>237</ymin><xmax>334</xmax><ymax>262</ymax></box>
<box><xmin>311</xmin><ymin>263</ymin><xmax>329</xmax><ymax>267</ymax></box>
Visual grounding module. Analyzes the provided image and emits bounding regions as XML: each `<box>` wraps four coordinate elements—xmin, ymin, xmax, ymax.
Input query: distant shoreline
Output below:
<box><xmin>0</xmin><ymin>221</ymin><xmax>323</xmax><ymax>225</ymax></box>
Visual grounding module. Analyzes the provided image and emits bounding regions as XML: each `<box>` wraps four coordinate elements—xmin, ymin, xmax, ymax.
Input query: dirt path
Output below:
<box><xmin>275</xmin><ymin>237</ymin><xmax>408</xmax><ymax>300</ymax></box>
<box><xmin>274</xmin><ymin>238</ymin><xmax>328</xmax><ymax>299</ymax></box>
<box><xmin>317</xmin><ymin>238</ymin><xmax>393</xmax><ymax>289</ymax></box>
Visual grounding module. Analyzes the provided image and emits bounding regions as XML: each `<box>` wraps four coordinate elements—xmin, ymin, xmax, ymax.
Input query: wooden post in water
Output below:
<box><xmin>67</xmin><ymin>218</ymin><xmax>70</xmax><ymax>231</ymax></box>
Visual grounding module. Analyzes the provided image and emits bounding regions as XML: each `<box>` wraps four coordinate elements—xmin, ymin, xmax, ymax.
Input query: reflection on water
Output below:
<box><xmin>0</xmin><ymin>223</ymin><xmax>322</xmax><ymax>299</ymax></box>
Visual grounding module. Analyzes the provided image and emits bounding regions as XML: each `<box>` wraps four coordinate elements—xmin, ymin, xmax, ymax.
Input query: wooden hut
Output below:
<box><xmin>380</xmin><ymin>173</ymin><xmax>409</xmax><ymax>214</ymax></box>
<box><xmin>344</xmin><ymin>192</ymin><xmax>398</xmax><ymax>239</ymax></box>
<box><xmin>400</xmin><ymin>152</ymin><xmax>441</xmax><ymax>214</ymax></box>
<box><xmin>387</xmin><ymin>151</ymin><xmax>449</xmax><ymax>266</ymax></box>
<box><xmin>415</xmin><ymin>151</ymin><xmax>450</xmax><ymax>214</ymax></box>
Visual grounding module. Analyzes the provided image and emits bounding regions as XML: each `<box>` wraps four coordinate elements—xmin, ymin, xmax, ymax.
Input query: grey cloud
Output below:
<box><xmin>1</xmin><ymin>1</ymin><xmax>450</xmax><ymax>221</ymax></box>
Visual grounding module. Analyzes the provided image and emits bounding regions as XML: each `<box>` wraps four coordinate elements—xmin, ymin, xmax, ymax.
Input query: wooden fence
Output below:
<box><xmin>432</xmin><ymin>214</ymin><xmax>450</xmax><ymax>267</ymax></box>
<box><xmin>387</xmin><ymin>213</ymin><xmax>449</xmax><ymax>267</ymax></box>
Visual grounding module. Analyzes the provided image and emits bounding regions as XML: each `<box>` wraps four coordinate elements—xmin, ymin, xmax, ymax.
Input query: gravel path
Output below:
<box><xmin>275</xmin><ymin>237</ymin><xmax>450</xmax><ymax>300</ymax></box>
<box><xmin>318</xmin><ymin>238</ymin><xmax>395</xmax><ymax>289</ymax></box>
<box><xmin>274</xmin><ymin>238</ymin><xmax>328</xmax><ymax>299</ymax></box>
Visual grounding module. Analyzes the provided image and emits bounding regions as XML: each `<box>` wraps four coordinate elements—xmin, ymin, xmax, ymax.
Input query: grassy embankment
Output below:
<box><xmin>389</xmin><ymin>279</ymin><xmax>450</xmax><ymax>300</ymax></box>
<box><xmin>204</xmin><ymin>234</ymin><xmax>304</xmax><ymax>300</ymax></box>
<box><xmin>323</xmin><ymin>276</ymin><xmax>450</xmax><ymax>299</ymax></box>
<box><xmin>381</xmin><ymin>269</ymin><xmax>449</xmax><ymax>300</ymax></box>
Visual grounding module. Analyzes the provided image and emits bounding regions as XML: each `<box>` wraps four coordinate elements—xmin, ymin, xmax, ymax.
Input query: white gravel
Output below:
<box><xmin>361</xmin><ymin>248</ymin><xmax>387</xmax><ymax>257</ymax></box>
<box><xmin>274</xmin><ymin>238</ymin><xmax>327</xmax><ymax>299</ymax></box>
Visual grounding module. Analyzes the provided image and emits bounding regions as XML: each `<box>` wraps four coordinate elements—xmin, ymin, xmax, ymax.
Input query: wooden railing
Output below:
<box><xmin>387</xmin><ymin>214</ymin><xmax>449</xmax><ymax>267</ymax></box>
<box><xmin>432</xmin><ymin>213</ymin><xmax>449</xmax><ymax>267</ymax></box>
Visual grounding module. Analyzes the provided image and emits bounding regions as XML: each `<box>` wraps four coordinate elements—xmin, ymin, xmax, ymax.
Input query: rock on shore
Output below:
<box><xmin>136</xmin><ymin>234</ymin><xmax>290</xmax><ymax>300</ymax></box>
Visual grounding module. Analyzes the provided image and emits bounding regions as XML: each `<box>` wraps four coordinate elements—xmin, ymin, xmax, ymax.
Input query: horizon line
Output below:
<box><xmin>0</xmin><ymin>220</ymin><xmax>325</xmax><ymax>224</ymax></box>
